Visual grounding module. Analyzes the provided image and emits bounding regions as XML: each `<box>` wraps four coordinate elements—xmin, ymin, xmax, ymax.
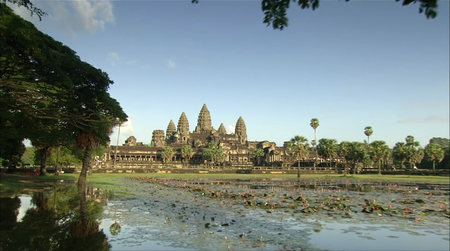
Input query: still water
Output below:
<box><xmin>1</xmin><ymin>179</ymin><xmax>449</xmax><ymax>251</ymax></box>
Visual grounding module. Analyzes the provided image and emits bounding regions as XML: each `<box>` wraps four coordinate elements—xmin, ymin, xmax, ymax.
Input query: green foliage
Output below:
<box><xmin>2</xmin><ymin>0</ymin><xmax>47</xmax><ymax>20</ymax></box>
<box><xmin>369</xmin><ymin>140</ymin><xmax>391</xmax><ymax>174</ymax></box>
<box><xmin>0</xmin><ymin>137</ymin><xmax>25</xmax><ymax>167</ymax></box>
<box><xmin>424</xmin><ymin>143</ymin><xmax>445</xmax><ymax>171</ymax></box>
<box><xmin>317</xmin><ymin>138</ymin><xmax>338</xmax><ymax>167</ymax></box>
<box><xmin>48</xmin><ymin>146</ymin><xmax>82</xmax><ymax>168</ymax></box>
<box><xmin>193</xmin><ymin>0</ymin><xmax>439</xmax><ymax>30</ymax></box>
<box><xmin>405</xmin><ymin>135</ymin><xmax>424</xmax><ymax>168</ymax></box>
<box><xmin>202</xmin><ymin>142</ymin><xmax>225</xmax><ymax>165</ymax></box>
<box><xmin>364</xmin><ymin>126</ymin><xmax>373</xmax><ymax>144</ymax></box>
<box><xmin>161</xmin><ymin>146</ymin><xmax>174</xmax><ymax>163</ymax></box>
<box><xmin>393</xmin><ymin>142</ymin><xmax>409</xmax><ymax>168</ymax></box>
<box><xmin>287</xmin><ymin>135</ymin><xmax>309</xmax><ymax>161</ymax></box>
<box><xmin>429</xmin><ymin>137</ymin><xmax>449</xmax><ymax>148</ymax></box>
<box><xmin>21</xmin><ymin>146</ymin><xmax>35</xmax><ymax>165</ymax></box>
<box><xmin>338</xmin><ymin>141</ymin><xmax>368</xmax><ymax>173</ymax></box>
<box><xmin>310</xmin><ymin>118</ymin><xmax>319</xmax><ymax>130</ymax></box>
<box><xmin>0</xmin><ymin>186</ymin><xmax>111</xmax><ymax>251</ymax></box>
<box><xmin>1</xmin><ymin>5</ymin><xmax>127</xmax><ymax>179</ymax></box>
<box><xmin>110</xmin><ymin>222</ymin><xmax>121</xmax><ymax>236</ymax></box>
<box><xmin>253</xmin><ymin>148</ymin><xmax>265</xmax><ymax>165</ymax></box>
<box><xmin>181</xmin><ymin>145</ymin><xmax>194</xmax><ymax>162</ymax></box>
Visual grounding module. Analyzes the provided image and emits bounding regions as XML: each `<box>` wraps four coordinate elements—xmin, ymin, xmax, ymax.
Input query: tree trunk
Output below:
<box><xmin>314</xmin><ymin>129</ymin><xmax>318</xmax><ymax>173</ymax></box>
<box><xmin>297</xmin><ymin>160</ymin><xmax>301</xmax><ymax>187</ymax></box>
<box><xmin>378</xmin><ymin>160</ymin><xmax>381</xmax><ymax>175</ymax></box>
<box><xmin>55</xmin><ymin>145</ymin><xmax>60</xmax><ymax>175</ymax></box>
<box><xmin>78</xmin><ymin>144</ymin><xmax>92</xmax><ymax>187</ymax></box>
<box><xmin>39</xmin><ymin>146</ymin><xmax>51</xmax><ymax>176</ymax></box>
<box><xmin>433</xmin><ymin>160</ymin><xmax>436</xmax><ymax>172</ymax></box>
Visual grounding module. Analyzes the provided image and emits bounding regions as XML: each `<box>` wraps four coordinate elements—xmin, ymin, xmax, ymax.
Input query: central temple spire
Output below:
<box><xmin>235</xmin><ymin>116</ymin><xmax>247</xmax><ymax>144</ymax></box>
<box><xmin>194</xmin><ymin>104</ymin><xmax>212</xmax><ymax>134</ymax></box>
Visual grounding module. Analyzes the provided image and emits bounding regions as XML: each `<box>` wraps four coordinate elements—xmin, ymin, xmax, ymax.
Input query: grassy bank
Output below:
<box><xmin>1</xmin><ymin>172</ymin><xmax>448</xmax><ymax>196</ymax></box>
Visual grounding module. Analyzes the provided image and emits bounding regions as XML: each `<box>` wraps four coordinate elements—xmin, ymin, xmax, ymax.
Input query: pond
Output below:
<box><xmin>1</xmin><ymin>177</ymin><xmax>449</xmax><ymax>251</ymax></box>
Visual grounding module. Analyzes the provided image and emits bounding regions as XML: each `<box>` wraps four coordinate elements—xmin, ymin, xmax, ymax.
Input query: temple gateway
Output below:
<box><xmin>106</xmin><ymin>104</ymin><xmax>318</xmax><ymax>168</ymax></box>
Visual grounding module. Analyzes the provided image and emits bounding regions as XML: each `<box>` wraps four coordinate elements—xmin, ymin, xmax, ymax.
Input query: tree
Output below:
<box><xmin>429</xmin><ymin>137</ymin><xmax>450</xmax><ymax>148</ymax></box>
<box><xmin>252</xmin><ymin>148</ymin><xmax>265</xmax><ymax>166</ymax></box>
<box><xmin>369</xmin><ymin>140</ymin><xmax>391</xmax><ymax>175</ymax></box>
<box><xmin>338</xmin><ymin>141</ymin><xmax>367</xmax><ymax>174</ymax></box>
<box><xmin>202</xmin><ymin>142</ymin><xmax>225</xmax><ymax>166</ymax></box>
<box><xmin>48</xmin><ymin>145</ymin><xmax>82</xmax><ymax>169</ymax></box>
<box><xmin>364</xmin><ymin>126</ymin><xmax>373</xmax><ymax>145</ymax></box>
<box><xmin>310</xmin><ymin>118</ymin><xmax>319</xmax><ymax>171</ymax></box>
<box><xmin>2</xmin><ymin>0</ymin><xmax>47</xmax><ymax>20</ymax></box>
<box><xmin>316</xmin><ymin>138</ymin><xmax>338</xmax><ymax>169</ymax></box>
<box><xmin>161</xmin><ymin>146</ymin><xmax>174</xmax><ymax>163</ymax></box>
<box><xmin>192</xmin><ymin>0</ymin><xmax>439</xmax><ymax>30</ymax></box>
<box><xmin>181</xmin><ymin>145</ymin><xmax>194</xmax><ymax>164</ymax></box>
<box><xmin>310</xmin><ymin>118</ymin><xmax>319</xmax><ymax>148</ymax></box>
<box><xmin>8</xmin><ymin>0</ymin><xmax>440</xmax><ymax>29</ymax></box>
<box><xmin>405</xmin><ymin>135</ymin><xmax>423</xmax><ymax>169</ymax></box>
<box><xmin>410</xmin><ymin>147</ymin><xmax>424</xmax><ymax>169</ymax></box>
<box><xmin>393</xmin><ymin>142</ymin><xmax>408</xmax><ymax>168</ymax></box>
<box><xmin>28</xmin><ymin>117</ymin><xmax>70</xmax><ymax>175</ymax></box>
<box><xmin>287</xmin><ymin>135</ymin><xmax>309</xmax><ymax>181</ymax></box>
<box><xmin>1</xmin><ymin>5</ymin><xmax>127</xmax><ymax>182</ymax></box>
<box><xmin>21</xmin><ymin>146</ymin><xmax>35</xmax><ymax>166</ymax></box>
<box><xmin>424</xmin><ymin>143</ymin><xmax>444</xmax><ymax>171</ymax></box>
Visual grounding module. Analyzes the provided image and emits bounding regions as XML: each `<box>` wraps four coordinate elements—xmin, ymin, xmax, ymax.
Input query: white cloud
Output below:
<box><xmin>107</xmin><ymin>52</ymin><xmax>120</xmax><ymax>66</ymax></box>
<box><xmin>227</xmin><ymin>125</ymin><xmax>236</xmax><ymax>134</ymax></box>
<box><xmin>167</xmin><ymin>60</ymin><xmax>176</xmax><ymax>68</ymax></box>
<box><xmin>398</xmin><ymin>114</ymin><xmax>449</xmax><ymax>124</ymax></box>
<box><xmin>9</xmin><ymin>0</ymin><xmax>115</xmax><ymax>39</ymax></box>
<box><xmin>70</xmin><ymin>1</ymin><xmax>114</xmax><ymax>33</ymax></box>
<box><xmin>120</xmin><ymin>120</ymin><xmax>134</xmax><ymax>140</ymax></box>
<box><xmin>111</xmin><ymin>119</ymin><xmax>135</xmax><ymax>145</ymax></box>
<box><xmin>126</xmin><ymin>60</ymin><xmax>138</xmax><ymax>65</ymax></box>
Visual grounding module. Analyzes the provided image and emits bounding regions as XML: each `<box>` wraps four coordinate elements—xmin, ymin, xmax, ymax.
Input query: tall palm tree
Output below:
<box><xmin>424</xmin><ymin>143</ymin><xmax>445</xmax><ymax>171</ymax></box>
<box><xmin>364</xmin><ymin>126</ymin><xmax>373</xmax><ymax>145</ymax></box>
<box><xmin>369</xmin><ymin>140</ymin><xmax>390</xmax><ymax>175</ymax></box>
<box><xmin>405</xmin><ymin>135</ymin><xmax>421</xmax><ymax>169</ymax></box>
<box><xmin>393</xmin><ymin>142</ymin><xmax>408</xmax><ymax>168</ymax></box>
<box><xmin>310</xmin><ymin>118</ymin><xmax>320</xmax><ymax>172</ymax></box>
<box><xmin>288</xmin><ymin>135</ymin><xmax>309</xmax><ymax>184</ymax></box>
<box><xmin>75</xmin><ymin>132</ymin><xmax>102</xmax><ymax>187</ymax></box>
<box><xmin>161</xmin><ymin>146</ymin><xmax>174</xmax><ymax>163</ymax></box>
<box><xmin>316</xmin><ymin>138</ymin><xmax>339</xmax><ymax>170</ymax></box>
<box><xmin>252</xmin><ymin>148</ymin><xmax>265</xmax><ymax>166</ymax></box>
<box><xmin>181</xmin><ymin>145</ymin><xmax>194</xmax><ymax>165</ymax></box>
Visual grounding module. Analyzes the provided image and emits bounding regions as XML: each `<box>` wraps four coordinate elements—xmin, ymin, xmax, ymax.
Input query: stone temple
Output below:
<box><xmin>107</xmin><ymin>104</ymin><xmax>312</xmax><ymax>168</ymax></box>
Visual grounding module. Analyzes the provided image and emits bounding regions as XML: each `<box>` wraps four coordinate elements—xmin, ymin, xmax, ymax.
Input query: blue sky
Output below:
<box><xmin>10</xmin><ymin>0</ymin><xmax>449</xmax><ymax>147</ymax></box>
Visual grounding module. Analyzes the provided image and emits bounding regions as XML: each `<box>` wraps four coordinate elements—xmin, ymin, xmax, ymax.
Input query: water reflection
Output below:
<box><xmin>0</xmin><ymin>183</ymin><xmax>111</xmax><ymax>251</ymax></box>
<box><xmin>188</xmin><ymin>178</ymin><xmax>449</xmax><ymax>194</ymax></box>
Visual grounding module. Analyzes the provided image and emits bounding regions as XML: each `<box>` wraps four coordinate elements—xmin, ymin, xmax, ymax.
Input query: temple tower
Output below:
<box><xmin>235</xmin><ymin>116</ymin><xmax>247</xmax><ymax>144</ymax></box>
<box><xmin>218</xmin><ymin>123</ymin><xmax>227</xmax><ymax>135</ymax></box>
<box><xmin>151</xmin><ymin>130</ymin><xmax>165</xmax><ymax>147</ymax></box>
<box><xmin>194</xmin><ymin>104</ymin><xmax>213</xmax><ymax>134</ymax></box>
<box><xmin>177</xmin><ymin>112</ymin><xmax>190</xmax><ymax>143</ymax></box>
<box><xmin>166</xmin><ymin>120</ymin><xmax>176</xmax><ymax>143</ymax></box>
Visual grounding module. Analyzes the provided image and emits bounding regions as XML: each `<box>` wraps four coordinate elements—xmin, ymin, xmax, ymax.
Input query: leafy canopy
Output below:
<box><xmin>192</xmin><ymin>0</ymin><xmax>439</xmax><ymax>30</ymax></box>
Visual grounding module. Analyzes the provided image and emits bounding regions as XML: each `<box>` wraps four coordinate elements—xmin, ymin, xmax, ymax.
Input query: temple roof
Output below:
<box><xmin>218</xmin><ymin>123</ymin><xmax>227</xmax><ymax>135</ymax></box>
<box><xmin>166</xmin><ymin>119</ymin><xmax>176</xmax><ymax>138</ymax></box>
<box><xmin>194</xmin><ymin>104</ymin><xmax>212</xmax><ymax>133</ymax></box>
<box><xmin>235</xmin><ymin>116</ymin><xmax>247</xmax><ymax>135</ymax></box>
<box><xmin>177</xmin><ymin>112</ymin><xmax>189</xmax><ymax>134</ymax></box>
